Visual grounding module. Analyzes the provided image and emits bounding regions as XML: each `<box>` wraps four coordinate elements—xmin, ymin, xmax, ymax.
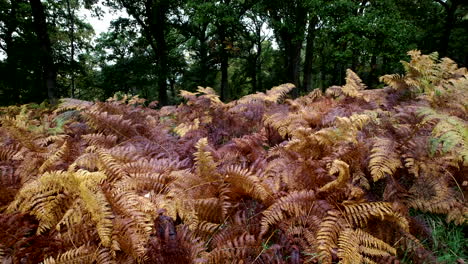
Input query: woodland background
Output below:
<box><xmin>0</xmin><ymin>0</ymin><xmax>468</xmax><ymax>106</ymax></box>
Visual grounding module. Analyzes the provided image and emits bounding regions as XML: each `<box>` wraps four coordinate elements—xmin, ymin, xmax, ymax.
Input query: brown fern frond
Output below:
<box><xmin>369</xmin><ymin>137</ymin><xmax>402</xmax><ymax>182</ymax></box>
<box><xmin>260</xmin><ymin>190</ymin><xmax>316</xmax><ymax>235</ymax></box>
<box><xmin>193</xmin><ymin>197</ymin><xmax>224</xmax><ymax>223</ymax></box>
<box><xmin>224</xmin><ymin>165</ymin><xmax>273</xmax><ymax>204</ymax></box>
<box><xmin>82</xmin><ymin>133</ymin><xmax>118</xmax><ymax>148</ymax></box>
<box><xmin>409</xmin><ymin>176</ymin><xmax>467</xmax><ymax>225</ymax></box>
<box><xmin>207</xmin><ymin>233</ymin><xmax>260</xmax><ymax>263</ymax></box>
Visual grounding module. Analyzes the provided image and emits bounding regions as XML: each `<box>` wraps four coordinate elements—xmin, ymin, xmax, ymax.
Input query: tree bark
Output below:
<box><xmin>303</xmin><ymin>17</ymin><xmax>317</xmax><ymax>92</ymax></box>
<box><xmin>147</xmin><ymin>0</ymin><xmax>169</xmax><ymax>105</ymax></box>
<box><xmin>29</xmin><ymin>0</ymin><xmax>57</xmax><ymax>104</ymax></box>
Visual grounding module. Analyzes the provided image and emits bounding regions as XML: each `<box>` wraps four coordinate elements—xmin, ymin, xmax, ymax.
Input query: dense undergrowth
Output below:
<box><xmin>0</xmin><ymin>50</ymin><xmax>467</xmax><ymax>264</ymax></box>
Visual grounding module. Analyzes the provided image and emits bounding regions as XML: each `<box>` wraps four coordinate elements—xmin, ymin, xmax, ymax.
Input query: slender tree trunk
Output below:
<box><xmin>198</xmin><ymin>24</ymin><xmax>209</xmax><ymax>87</ymax></box>
<box><xmin>256</xmin><ymin>38</ymin><xmax>262</xmax><ymax>92</ymax></box>
<box><xmin>66</xmin><ymin>0</ymin><xmax>75</xmax><ymax>98</ymax></box>
<box><xmin>29</xmin><ymin>0</ymin><xmax>57</xmax><ymax>104</ymax></box>
<box><xmin>303</xmin><ymin>17</ymin><xmax>317</xmax><ymax>92</ymax></box>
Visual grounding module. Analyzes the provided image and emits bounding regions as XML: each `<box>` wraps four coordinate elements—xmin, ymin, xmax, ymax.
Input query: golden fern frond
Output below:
<box><xmin>260</xmin><ymin>190</ymin><xmax>315</xmax><ymax>235</ymax></box>
<box><xmin>54</xmin><ymin>98</ymin><xmax>93</xmax><ymax>113</ymax></box>
<box><xmin>316</xmin><ymin>210</ymin><xmax>347</xmax><ymax>264</ymax></box>
<box><xmin>39</xmin><ymin>139</ymin><xmax>70</xmax><ymax>173</ymax></box>
<box><xmin>76</xmin><ymin>177</ymin><xmax>114</xmax><ymax>247</ymax></box>
<box><xmin>236</xmin><ymin>83</ymin><xmax>294</xmax><ymax>104</ymax></box>
<box><xmin>379</xmin><ymin>74</ymin><xmax>410</xmax><ymax>90</ymax></box>
<box><xmin>314</xmin><ymin>113</ymin><xmax>372</xmax><ymax>145</ymax></box>
<box><xmin>319</xmin><ymin>160</ymin><xmax>350</xmax><ymax>193</ymax></box>
<box><xmin>338</xmin><ymin>228</ymin><xmax>396</xmax><ymax>264</ymax></box>
<box><xmin>341</xmin><ymin>69</ymin><xmax>368</xmax><ymax>100</ymax></box>
<box><xmin>194</xmin><ymin>138</ymin><xmax>219</xmax><ymax>181</ymax></box>
<box><xmin>43</xmin><ymin>244</ymin><xmax>96</xmax><ymax>264</ymax></box>
<box><xmin>368</xmin><ymin>137</ymin><xmax>402</xmax><ymax>182</ymax></box>
<box><xmin>343</xmin><ymin>202</ymin><xmax>409</xmax><ymax>231</ymax></box>
<box><xmin>174</xmin><ymin>118</ymin><xmax>200</xmax><ymax>137</ymax></box>
<box><xmin>264</xmin><ymin>83</ymin><xmax>295</xmax><ymax>103</ymax></box>
<box><xmin>224</xmin><ymin>165</ymin><xmax>273</xmax><ymax>204</ymax></box>
<box><xmin>8</xmin><ymin>169</ymin><xmax>114</xmax><ymax>245</ymax></box>
<box><xmin>197</xmin><ymin>86</ymin><xmax>224</xmax><ymax>105</ymax></box>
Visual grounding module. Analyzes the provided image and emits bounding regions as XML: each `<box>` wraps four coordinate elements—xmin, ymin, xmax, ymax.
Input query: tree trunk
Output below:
<box><xmin>439</xmin><ymin>0</ymin><xmax>459</xmax><ymax>57</ymax></box>
<box><xmin>303</xmin><ymin>17</ymin><xmax>317</xmax><ymax>92</ymax></box>
<box><xmin>146</xmin><ymin>0</ymin><xmax>169</xmax><ymax>105</ymax></box>
<box><xmin>66</xmin><ymin>0</ymin><xmax>75</xmax><ymax>98</ymax></box>
<box><xmin>219</xmin><ymin>28</ymin><xmax>228</xmax><ymax>101</ymax></box>
<box><xmin>29</xmin><ymin>0</ymin><xmax>57</xmax><ymax>104</ymax></box>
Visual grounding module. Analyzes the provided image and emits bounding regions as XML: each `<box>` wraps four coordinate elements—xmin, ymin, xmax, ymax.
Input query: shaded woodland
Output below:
<box><xmin>0</xmin><ymin>0</ymin><xmax>467</xmax><ymax>105</ymax></box>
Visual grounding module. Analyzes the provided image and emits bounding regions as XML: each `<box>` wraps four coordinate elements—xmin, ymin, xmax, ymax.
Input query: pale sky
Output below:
<box><xmin>79</xmin><ymin>5</ymin><xmax>129</xmax><ymax>40</ymax></box>
<box><xmin>0</xmin><ymin>5</ymin><xmax>127</xmax><ymax>59</ymax></box>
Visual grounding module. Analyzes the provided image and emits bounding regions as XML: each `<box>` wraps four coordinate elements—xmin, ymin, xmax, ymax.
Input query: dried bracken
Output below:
<box><xmin>0</xmin><ymin>51</ymin><xmax>466</xmax><ymax>263</ymax></box>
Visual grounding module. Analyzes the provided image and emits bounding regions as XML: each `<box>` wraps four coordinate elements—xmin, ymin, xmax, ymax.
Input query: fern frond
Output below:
<box><xmin>338</xmin><ymin>228</ymin><xmax>396</xmax><ymax>264</ymax></box>
<box><xmin>43</xmin><ymin>244</ymin><xmax>96</xmax><ymax>264</ymax></box>
<box><xmin>174</xmin><ymin>118</ymin><xmax>200</xmax><ymax>137</ymax></box>
<box><xmin>55</xmin><ymin>98</ymin><xmax>93</xmax><ymax>113</ymax></box>
<box><xmin>193</xmin><ymin>197</ymin><xmax>224</xmax><ymax>223</ymax></box>
<box><xmin>224</xmin><ymin>165</ymin><xmax>272</xmax><ymax>204</ymax></box>
<box><xmin>368</xmin><ymin>137</ymin><xmax>402</xmax><ymax>182</ymax></box>
<box><xmin>82</xmin><ymin>133</ymin><xmax>118</xmax><ymax>148</ymax></box>
<box><xmin>194</xmin><ymin>138</ymin><xmax>219</xmax><ymax>181</ymax></box>
<box><xmin>343</xmin><ymin>202</ymin><xmax>409</xmax><ymax>231</ymax></box>
<box><xmin>207</xmin><ymin>233</ymin><xmax>259</xmax><ymax>263</ymax></box>
<box><xmin>260</xmin><ymin>190</ymin><xmax>316</xmax><ymax>235</ymax></box>
<box><xmin>342</xmin><ymin>69</ymin><xmax>368</xmax><ymax>100</ymax></box>
<box><xmin>316</xmin><ymin>210</ymin><xmax>347</xmax><ymax>264</ymax></box>
<box><xmin>319</xmin><ymin>160</ymin><xmax>350</xmax><ymax>193</ymax></box>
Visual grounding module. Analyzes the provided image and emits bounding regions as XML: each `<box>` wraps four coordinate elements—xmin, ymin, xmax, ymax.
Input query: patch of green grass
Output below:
<box><xmin>403</xmin><ymin>213</ymin><xmax>467</xmax><ymax>264</ymax></box>
<box><xmin>426</xmin><ymin>214</ymin><xmax>467</xmax><ymax>263</ymax></box>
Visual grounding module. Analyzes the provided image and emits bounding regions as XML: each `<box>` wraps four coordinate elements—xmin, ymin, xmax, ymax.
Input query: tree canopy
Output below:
<box><xmin>0</xmin><ymin>0</ymin><xmax>467</xmax><ymax>105</ymax></box>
